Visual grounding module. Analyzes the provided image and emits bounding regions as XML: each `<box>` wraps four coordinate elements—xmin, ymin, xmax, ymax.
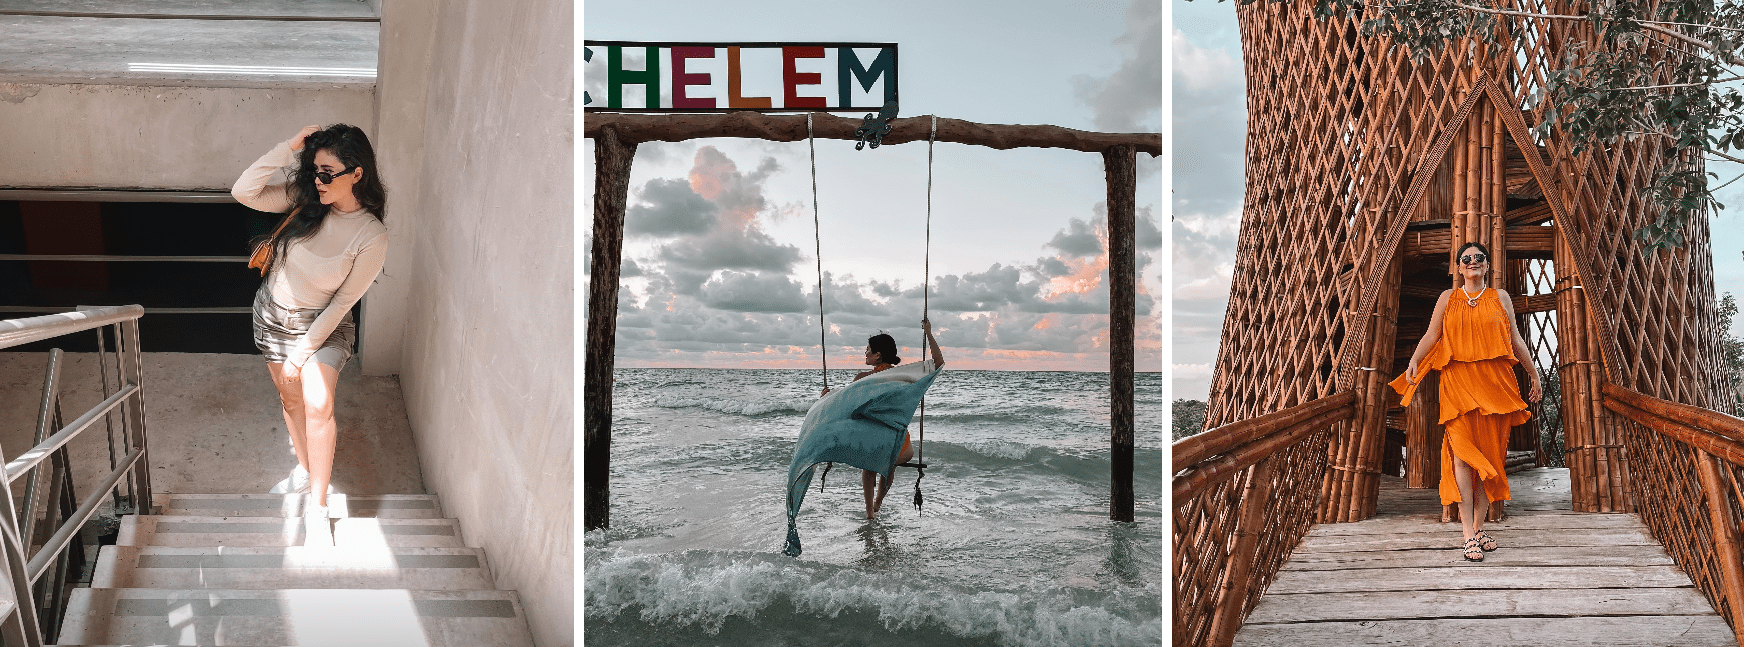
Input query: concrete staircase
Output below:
<box><xmin>54</xmin><ymin>493</ymin><xmax>536</xmax><ymax>646</ymax></box>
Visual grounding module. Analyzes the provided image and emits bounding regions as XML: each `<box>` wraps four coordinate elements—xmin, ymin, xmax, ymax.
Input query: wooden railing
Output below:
<box><xmin>1601</xmin><ymin>384</ymin><xmax>1744</xmax><ymax>644</ymax></box>
<box><xmin>1172</xmin><ymin>390</ymin><xmax>1357</xmax><ymax>647</ymax></box>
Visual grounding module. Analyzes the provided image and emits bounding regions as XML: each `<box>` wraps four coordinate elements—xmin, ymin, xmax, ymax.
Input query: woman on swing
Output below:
<box><xmin>1389</xmin><ymin>241</ymin><xmax>1542</xmax><ymax>562</ymax></box>
<box><xmin>822</xmin><ymin>319</ymin><xmax>946</xmax><ymax>519</ymax></box>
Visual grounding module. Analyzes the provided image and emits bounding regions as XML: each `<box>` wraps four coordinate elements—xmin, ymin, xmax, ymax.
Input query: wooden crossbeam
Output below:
<box><xmin>584</xmin><ymin>111</ymin><xmax>1162</xmax><ymax>156</ymax></box>
<box><xmin>1401</xmin><ymin>222</ymin><xmax>1554</xmax><ymax>258</ymax></box>
<box><xmin>1514</xmin><ymin>292</ymin><xmax>1557</xmax><ymax>314</ymax></box>
<box><xmin>1505</xmin><ymin>202</ymin><xmax>1553</xmax><ymax>224</ymax></box>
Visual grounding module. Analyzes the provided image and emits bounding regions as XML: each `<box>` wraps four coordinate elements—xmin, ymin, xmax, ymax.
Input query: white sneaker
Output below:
<box><xmin>303</xmin><ymin>500</ymin><xmax>333</xmax><ymax>547</ymax></box>
<box><xmin>269</xmin><ymin>465</ymin><xmax>311</xmax><ymax>494</ymax></box>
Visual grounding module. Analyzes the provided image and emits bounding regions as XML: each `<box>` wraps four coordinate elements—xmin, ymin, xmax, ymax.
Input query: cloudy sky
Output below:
<box><xmin>584</xmin><ymin>0</ymin><xmax>1164</xmax><ymax>372</ymax></box>
<box><xmin>1170</xmin><ymin>0</ymin><xmax>1745</xmax><ymax>402</ymax></box>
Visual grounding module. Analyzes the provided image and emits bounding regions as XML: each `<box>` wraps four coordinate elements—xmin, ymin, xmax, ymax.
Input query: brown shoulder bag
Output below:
<box><xmin>248</xmin><ymin>215</ymin><xmax>295</xmax><ymax>276</ymax></box>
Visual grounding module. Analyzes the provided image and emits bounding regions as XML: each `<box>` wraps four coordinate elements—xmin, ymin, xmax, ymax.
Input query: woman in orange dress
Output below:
<box><xmin>1389</xmin><ymin>241</ymin><xmax>1542</xmax><ymax>562</ymax></box>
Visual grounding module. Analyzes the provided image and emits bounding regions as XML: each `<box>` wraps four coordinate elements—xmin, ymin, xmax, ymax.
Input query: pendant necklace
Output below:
<box><xmin>1460</xmin><ymin>286</ymin><xmax>1483</xmax><ymax>307</ymax></box>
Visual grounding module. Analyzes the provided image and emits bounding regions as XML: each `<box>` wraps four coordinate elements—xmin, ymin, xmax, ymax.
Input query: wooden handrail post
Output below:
<box><xmin>584</xmin><ymin>127</ymin><xmax>638</xmax><ymax>532</ymax></box>
<box><xmin>1694</xmin><ymin>450</ymin><xmax>1744</xmax><ymax>643</ymax></box>
<box><xmin>1206</xmin><ymin>456</ymin><xmax>1276</xmax><ymax>647</ymax></box>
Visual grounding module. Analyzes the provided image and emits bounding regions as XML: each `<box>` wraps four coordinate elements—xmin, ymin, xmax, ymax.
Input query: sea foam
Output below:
<box><xmin>584</xmin><ymin>550</ymin><xmax>1161</xmax><ymax>647</ymax></box>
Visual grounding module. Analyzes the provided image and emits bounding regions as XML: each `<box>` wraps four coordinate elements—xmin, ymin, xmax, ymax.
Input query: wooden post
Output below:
<box><xmin>1206</xmin><ymin>457</ymin><xmax>1275</xmax><ymax>647</ymax></box>
<box><xmin>1349</xmin><ymin>252</ymin><xmax>1404</xmax><ymax>520</ymax></box>
<box><xmin>1105</xmin><ymin>144</ymin><xmax>1136</xmax><ymax>523</ymax></box>
<box><xmin>1694</xmin><ymin>450</ymin><xmax>1744</xmax><ymax>643</ymax></box>
<box><xmin>1451</xmin><ymin>109</ymin><xmax>1470</xmax><ymax>291</ymax></box>
<box><xmin>1489</xmin><ymin>103</ymin><xmax>1507</xmax><ymax>289</ymax></box>
<box><xmin>1405</xmin><ymin>371</ymin><xmax>1442</xmax><ymax>488</ymax></box>
<box><xmin>1557</xmin><ymin>232</ymin><xmax>1588</xmax><ymax>510</ymax></box>
<box><xmin>584</xmin><ymin>127</ymin><xmax>638</xmax><ymax>532</ymax></box>
<box><xmin>1319</xmin><ymin>237</ymin><xmax>1403</xmax><ymax>522</ymax></box>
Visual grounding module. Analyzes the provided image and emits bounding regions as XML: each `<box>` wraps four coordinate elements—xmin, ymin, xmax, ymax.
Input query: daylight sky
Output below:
<box><xmin>584</xmin><ymin>0</ymin><xmax>1164</xmax><ymax>372</ymax></box>
<box><xmin>1170</xmin><ymin>0</ymin><xmax>1745</xmax><ymax>402</ymax></box>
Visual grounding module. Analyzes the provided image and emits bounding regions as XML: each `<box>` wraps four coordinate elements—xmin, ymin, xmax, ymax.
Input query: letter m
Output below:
<box><xmin>838</xmin><ymin>47</ymin><xmax>896</xmax><ymax>108</ymax></box>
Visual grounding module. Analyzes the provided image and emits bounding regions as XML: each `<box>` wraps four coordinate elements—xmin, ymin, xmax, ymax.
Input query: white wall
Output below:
<box><xmin>0</xmin><ymin>83</ymin><xmax>374</xmax><ymax>190</ymax></box>
<box><xmin>374</xmin><ymin>1</ymin><xmax>573</xmax><ymax>646</ymax></box>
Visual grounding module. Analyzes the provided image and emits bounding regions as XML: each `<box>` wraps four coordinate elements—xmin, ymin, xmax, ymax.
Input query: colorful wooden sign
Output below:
<box><xmin>582</xmin><ymin>41</ymin><xmax>897</xmax><ymax>112</ymax></box>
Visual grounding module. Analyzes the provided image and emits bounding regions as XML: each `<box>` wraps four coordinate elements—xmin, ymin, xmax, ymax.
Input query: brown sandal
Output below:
<box><xmin>1476</xmin><ymin>530</ymin><xmax>1498</xmax><ymax>552</ymax></box>
<box><xmin>1462</xmin><ymin>538</ymin><xmax>1484</xmax><ymax>562</ymax></box>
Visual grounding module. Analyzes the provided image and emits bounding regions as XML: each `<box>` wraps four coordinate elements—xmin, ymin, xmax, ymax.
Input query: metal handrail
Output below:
<box><xmin>26</xmin><ymin>448</ymin><xmax>144</xmax><ymax>584</ymax></box>
<box><xmin>0</xmin><ymin>305</ymin><xmax>153</xmax><ymax>646</ymax></box>
<box><xmin>0</xmin><ymin>306</ymin><xmax>144</xmax><ymax>350</ymax></box>
<box><xmin>0</xmin><ymin>254</ymin><xmax>248</xmax><ymax>262</ymax></box>
<box><xmin>5</xmin><ymin>384</ymin><xmax>136</xmax><ymax>482</ymax></box>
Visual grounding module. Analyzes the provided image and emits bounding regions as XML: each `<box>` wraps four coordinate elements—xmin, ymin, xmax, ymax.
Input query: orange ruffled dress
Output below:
<box><xmin>1387</xmin><ymin>288</ymin><xmax>1529</xmax><ymax>506</ymax></box>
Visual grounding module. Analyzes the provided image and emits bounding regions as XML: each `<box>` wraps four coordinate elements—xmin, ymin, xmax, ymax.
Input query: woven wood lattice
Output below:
<box><xmin>1183</xmin><ymin>0</ymin><xmax>1739</xmax><ymax>642</ymax></box>
<box><xmin>1172</xmin><ymin>420</ymin><xmax>1342</xmax><ymax>647</ymax></box>
<box><xmin>1619</xmin><ymin>417</ymin><xmax>1743</xmax><ymax>635</ymax></box>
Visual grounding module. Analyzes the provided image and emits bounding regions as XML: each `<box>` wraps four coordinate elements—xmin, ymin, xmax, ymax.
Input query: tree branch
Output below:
<box><xmin>1612</xmin><ymin>76</ymin><xmax>1743</xmax><ymax>90</ymax></box>
<box><xmin>1621</xmin><ymin>131</ymin><xmax>1743</xmax><ymax>164</ymax></box>
<box><xmin>1636</xmin><ymin>23</ymin><xmax>1744</xmax><ymax>66</ymax></box>
<box><xmin>1638</xmin><ymin>19</ymin><xmax>1744</xmax><ymax>34</ymax></box>
<box><xmin>1450</xmin><ymin>2</ymin><xmax>1744</xmax><ymax>66</ymax></box>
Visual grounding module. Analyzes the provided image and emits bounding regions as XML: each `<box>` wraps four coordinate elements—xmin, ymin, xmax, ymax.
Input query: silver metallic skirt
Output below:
<box><xmin>251</xmin><ymin>282</ymin><xmax>355</xmax><ymax>370</ymax></box>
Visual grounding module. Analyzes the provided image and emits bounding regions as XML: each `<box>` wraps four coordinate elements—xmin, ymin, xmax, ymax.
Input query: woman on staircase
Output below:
<box><xmin>1389</xmin><ymin>241</ymin><xmax>1542</xmax><ymax>562</ymax></box>
<box><xmin>233</xmin><ymin>124</ymin><xmax>389</xmax><ymax>527</ymax></box>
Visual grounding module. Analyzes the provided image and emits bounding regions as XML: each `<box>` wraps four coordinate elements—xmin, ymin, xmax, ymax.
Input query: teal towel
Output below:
<box><xmin>784</xmin><ymin>361</ymin><xmax>942</xmax><ymax>556</ymax></box>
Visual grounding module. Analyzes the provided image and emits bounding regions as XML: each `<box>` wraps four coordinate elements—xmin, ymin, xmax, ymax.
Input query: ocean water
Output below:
<box><xmin>584</xmin><ymin>368</ymin><xmax>1164</xmax><ymax>647</ymax></box>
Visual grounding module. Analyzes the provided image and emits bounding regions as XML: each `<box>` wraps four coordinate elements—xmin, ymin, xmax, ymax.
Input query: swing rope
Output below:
<box><xmin>911</xmin><ymin>114</ymin><xmax>937</xmax><ymax>511</ymax></box>
<box><xmin>810</xmin><ymin>113</ymin><xmax>835</xmax><ymax>494</ymax></box>
<box><xmin>809</xmin><ymin>113</ymin><xmax>827</xmax><ymax>394</ymax></box>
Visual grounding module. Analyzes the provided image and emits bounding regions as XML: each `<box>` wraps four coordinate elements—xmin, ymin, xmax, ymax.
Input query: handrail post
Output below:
<box><xmin>1695</xmin><ymin>450</ymin><xmax>1744</xmax><ymax>644</ymax></box>
<box><xmin>21</xmin><ymin>350</ymin><xmax>63</xmax><ymax>552</ymax></box>
<box><xmin>118</xmin><ymin>318</ymin><xmax>153</xmax><ymax>513</ymax></box>
<box><xmin>1206</xmin><ymin>455</ymin><xmax>1275</xmax><ymax>647</ymax></box>
<box><xmin>0</xmin><ymin>454</ymin><xmax>44</xmax><ymax>647</ymax></box>
<box><xmin>93</xmin><ymin>321</ymin><xmax>125</xmax><ymax>512</ymax></box>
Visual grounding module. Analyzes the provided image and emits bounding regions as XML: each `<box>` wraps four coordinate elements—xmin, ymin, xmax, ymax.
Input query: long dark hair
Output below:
<box><xmin>868</xmin><ymin>333</ymin><xmax>901</xmax><ymax>365</ymax></box>
<box><xmin>255</xmin><ymin>124</ymin><xmax>386</xmax><ymax>273</ymax></box>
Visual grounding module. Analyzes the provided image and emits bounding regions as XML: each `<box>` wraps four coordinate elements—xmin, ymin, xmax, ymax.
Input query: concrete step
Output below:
<box><xmin>93</xmin><ymin>546</ymin><xmax>493</xmax><ymax>590</ymax></box>
<box><xmin>119</xmin><ymin>516</ymin><xmax>466</xmax><ymax>548</ymax></box>
<box><xmin>153</xmin><ymin>494</ymin><xmax>443</xmax><ymax>519</ymax></box>
<box><xmin>59</xmin><ymin>588</ymin><xmax>535</xmax><ymax>646</ymax></box>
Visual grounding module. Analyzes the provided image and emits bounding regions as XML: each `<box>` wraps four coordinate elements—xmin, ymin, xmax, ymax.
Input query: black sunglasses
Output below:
<box><xmin>314</xmin><ymin>165</ymin><xmax>358</xmax><ymax>184</ymax></box>
<box><xmin>1459</xmin><ymin>253</ymin><xmax>1488</xmax><ymax>265</ymax></box>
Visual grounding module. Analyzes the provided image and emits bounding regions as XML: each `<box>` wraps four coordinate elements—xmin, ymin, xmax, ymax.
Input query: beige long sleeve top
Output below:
<box><xmin>232</xmin><ymin>140</ymin><xmax>388</xmax><ymax>368</ymax></box>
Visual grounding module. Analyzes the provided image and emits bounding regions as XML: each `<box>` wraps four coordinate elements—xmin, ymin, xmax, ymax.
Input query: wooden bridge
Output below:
<box><xmin>1236</xmin><ymin>468</ymin><xmax>1736</xmax><ymax>646</ymax></box>
<box><xmin>1174</xmin><ymin>389</ymin><xmax>1743</xmax><ymax>646</ymax></box>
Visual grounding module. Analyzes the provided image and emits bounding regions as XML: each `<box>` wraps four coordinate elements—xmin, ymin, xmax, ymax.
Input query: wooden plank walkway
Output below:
<box><xmin>1235</xmin><ymin>468</ymin><xmax>1738</xmax><ymax>646</ymax></box>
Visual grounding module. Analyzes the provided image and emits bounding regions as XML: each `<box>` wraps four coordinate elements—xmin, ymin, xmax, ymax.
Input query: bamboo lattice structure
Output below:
<box><xmin>1175</xmin><ymin>0</ymin><xmax>1742</xmax><ymax>644</ymax></box>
